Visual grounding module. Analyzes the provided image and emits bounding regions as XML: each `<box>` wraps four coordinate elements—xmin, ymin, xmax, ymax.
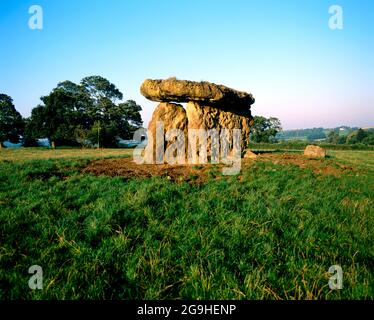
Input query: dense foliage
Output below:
<box><xmin>276</xmin><ymin>126</ymin><xmax>374</xmax><ymax>146</ymax></box>
<box><xmin>250</xmin><ymin>116</ymin><xmax>282</xmax><ymax>143</ymax></box>
<box><xmin>24</xmin><ymin>76</ymin><xmax>143</xmax><ymax>148</ymax></box>
<box><xmin>0</xmin><ymin>94</ymin><xmax>24</xmax><ymax>147</ymax></box>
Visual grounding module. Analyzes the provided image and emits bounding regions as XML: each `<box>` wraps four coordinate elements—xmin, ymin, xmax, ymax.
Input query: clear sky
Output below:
<box><xmin>1</xmin><ymin>0</ymin><xmax>373</xmax><ymax>129</ymax></box>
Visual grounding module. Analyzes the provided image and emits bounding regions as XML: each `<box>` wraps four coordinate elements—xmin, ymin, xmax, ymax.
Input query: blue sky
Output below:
<box><xmin>0</xmin><ymin>0</ymin><xmax>373</xmax><ymax>129</ymax></box>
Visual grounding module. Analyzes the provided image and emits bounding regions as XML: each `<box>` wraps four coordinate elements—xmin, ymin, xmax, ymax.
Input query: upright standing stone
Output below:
<box><xmin>144</xmin><ymin>102</ymin><xmax>188</xmax><ymax>163</ymax></box>
<box><xmin>186</xmin><ymin>101</ymin><xmax>252</xmax><ymax>153</ymax></box>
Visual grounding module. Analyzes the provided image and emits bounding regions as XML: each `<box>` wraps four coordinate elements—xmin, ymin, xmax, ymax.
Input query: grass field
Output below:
<box><xmin>0</xmin><ymin>147</ymin><xmax>133</xmax><ymax>162</ymax></box>
<box><xmin>0</xmin><ymin>148</ymin><xmax>373</xmax><ymax>299</ymax></box>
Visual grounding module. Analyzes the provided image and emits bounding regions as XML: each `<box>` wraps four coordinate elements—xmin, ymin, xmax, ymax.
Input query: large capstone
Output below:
<box><xmin>140</xmin><ymin>78</ymin><xmax>255</xmax><ymax>110</ymax></box>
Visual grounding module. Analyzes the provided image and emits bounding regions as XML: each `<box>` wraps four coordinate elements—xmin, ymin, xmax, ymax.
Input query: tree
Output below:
<box><xmin>250</xmin><ymin>116</ymin><xmax>282</xmax><ymax>143</ymax></box>
<box><xmin>87</xmin><ymin>120</ymin><xmax>117</xmax><ymax>148</ymax></box>
<box><xmin>116</xmin><ymin>100</ymin><xmax>143</xmax><ymax>138</ymax></box>
<box><xmin>74</xmin><ymin>125</ymin><xmax>90</xmax><ymax>148</ymax></box>
<box><xmin>86</xmin><ymin>100</ymin><xmax>143</xmax><ymax>147</ymax></box>
<box><xmin>56</xmin><ymin>80</ymin><xmax>92</xmax><ymax>130</ymax></box>
<box><xmin>346</xmin><ymin>131</ymin><xmax>357</xmax><ymax>144</ymax></box>
<box><xmin>81</xmin><ymin>76</ymin><xmax>123</xmax><ymax>103</ymax></box>
<box><xmin>79</xmin><ymin>76</ymin><xmax>142</xmax><ymax>146</ymax></box>
<box><xmin>26</xmin><ymin>89</ymin><xmax>81</xmax><ymax>148</ymax></box>
<box><xmin>362</xmin><ymin>132</ymin><xmax>374</xmax><ymax>145</ymax></box>
<box><xmin>337</xmin><ymin>135</ymin><xmax>347</xmax><ymax>144</ymax></box>
<box><xmin>0</xmin><ymin>94</ymin><xmax>24</xmax><ymax>148</ymax></box>
<box><xmin>118</xmin><ymin>100</ymin><xmax>142</xmax><ymax>127</ymax></box>
<box><xmin>327</xmin><ymin>130</ymin><xmax>340</xmax><ymax>144</ymax></box>
<box><xmin>23</xmin><ymin>117</ymin><xmax>39</xmax><ymax>147</ymax></box>
<box><xmin>23</xmin><ymin>107</ymin><xmax>45</xmax><ymax>147</ymax></box>
<box><xmin>346</xmin><ymin>128</ymin><xmax>368</xmax><ymax>145</ymax></box>
<box><xmin>356</xmin><ymin>128</ymin><xmax>367</xmax><ymax>142</ymax></box>
<box><xmin>80</xmin><ymin>76</ymin><xmax>123</xmax><ymax>124</ymax></box>
<box><xmin>306</xmin><ymin>128</ymin><xmax>327</xmax><ymax>141</ymax></box>
<box><xmin>27</xmin><ymin>76</ymin><xmax>143</xmax><ymax>148</ymax></box>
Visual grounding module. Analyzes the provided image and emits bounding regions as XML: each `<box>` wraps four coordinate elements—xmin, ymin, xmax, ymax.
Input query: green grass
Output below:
<box><xmin>329</xmin><ymin>150</ymin><xmax>374</xmax><ymax>171</ymax></box>
<box><xmin>0</xmin><ymin>147</ymin><xmax>133</xmax><ymax>162</ymax></box>
<box><xmin>0</xmin><ymin>148</ymin><xmax>373</xmax><ymax>299</ymax></box>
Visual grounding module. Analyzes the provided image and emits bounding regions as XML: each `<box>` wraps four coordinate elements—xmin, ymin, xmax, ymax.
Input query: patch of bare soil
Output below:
<box><xmin>81</xmin><ymin>158</ymin><xmax>223</xmax><ymax>184</ymax></box>
<box><xmin>250</xmin><ymin>153</ymin><xmax>355</xmax><ymax>176</ymax></box>
<box><xmin>81</xmin><ymin>153</ymin><xmax>355</xmax><ymax>183</ymax></box>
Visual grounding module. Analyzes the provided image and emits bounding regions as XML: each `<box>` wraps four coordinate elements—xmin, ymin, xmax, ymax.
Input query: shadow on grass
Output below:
<box><xmin>251</xmin><ymin>149</ymin><xmax>302</xmax><ymax>155</ymax></box>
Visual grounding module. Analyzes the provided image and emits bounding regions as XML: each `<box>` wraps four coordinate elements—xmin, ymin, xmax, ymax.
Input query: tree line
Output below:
<box><xmin>326</xmin><ymin>128</ymin><xmax>374</xmax><ymax>145</ymax></box>
<box><xmin>277</xmin><ymin>127</ymin><xmax>329</xmax><ymax>141</ymax></box>
<box><xmin>276</xmin><ymin>126</ymin><xmax>374</xmax><ymax>145</ymax></box>
<box><xmin>0</xmin><ymin>76</ymin><xmax>143</xmax><ymax>148</ymax></box>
